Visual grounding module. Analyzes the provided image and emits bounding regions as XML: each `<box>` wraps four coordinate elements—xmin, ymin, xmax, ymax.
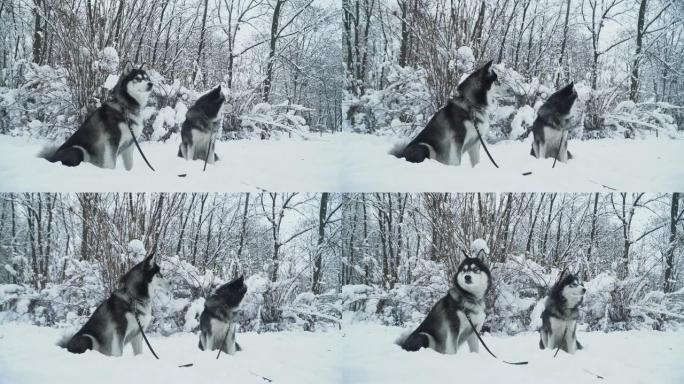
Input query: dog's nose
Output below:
<box><xmin>147</xmin><ymin>82</ymin><xmax>153</xmax><ymax>89</ymax></box>
<box><xmin>465</xmin><ymin>275</ymin><xmax>472</xmax><ymax>284</ymax></box>
<box><xmin>582</xmin><ymin>288</ymin><xmax>586</xmax><ymax>293</ymax></box>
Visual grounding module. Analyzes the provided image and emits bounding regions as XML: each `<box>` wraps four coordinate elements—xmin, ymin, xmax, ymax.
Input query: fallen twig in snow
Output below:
<box><xmin>249</xmin><ymin>371</ymin><xmax>273</xmax><ymax>382</ymax></box>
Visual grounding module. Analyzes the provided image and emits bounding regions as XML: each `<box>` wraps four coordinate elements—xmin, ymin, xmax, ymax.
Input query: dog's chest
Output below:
<box><xmin>117</xmin><ymin>114</ymin><xmax>143</xmax><ymax>150</ymax></box>
<box><xmin>548</xmin><ymin>316</ymin><xmax>574</xmax><ymax>339</ymax></box>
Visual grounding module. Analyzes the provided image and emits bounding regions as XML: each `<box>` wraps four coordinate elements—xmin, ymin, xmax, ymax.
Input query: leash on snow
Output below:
<box><xmin>475</xmin><ymin>126</ymin><xmax>499</xmax><ymax>168</ymax></box>
<box><xmin>134</xmin><ymin>306</ymin><xmax>194</xmax><ymax>367</ymax></box>
<box><xmin>128</xmin><ymin>126</ymin><xmax>156</xmax><ymax>171</ymax></box>
<box><xmin>465</xmin><ymin>314</ymin><xmax>528</xmax><ymax>365</ymax></box>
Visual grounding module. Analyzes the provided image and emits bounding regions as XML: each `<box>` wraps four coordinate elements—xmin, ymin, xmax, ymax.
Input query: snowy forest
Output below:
<box><xmin>343</xmin><ymin>0</ymin><xmax>683</xmax><ymax>139</ymax></box>
<box><xmin>1</xmin><ymin>192</ymin><xmax>682</xmax><ymax>335</ymax></box>
<box><xmin>0</xmin><ymin>0</ymin><xmax>342</xmax><ymax>139</ymax></box>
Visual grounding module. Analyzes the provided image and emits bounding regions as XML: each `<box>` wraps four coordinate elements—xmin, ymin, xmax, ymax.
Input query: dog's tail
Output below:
<box><xmin>396</xmin><ymin>331</ymin><xmax>430</xmax><ymax>352</ymax></box>
<box><xmin>37</xmin><ymin>145</ymin><xmax>61</xmax><ymax>163</ymax></box>
<box><xmin>57</xmin><ymin>333</ymin><xmax>93</xmax><ymax>354</ymax></box>
<box><xmin>37</xmin><ymin>145</ymin><xmax>84</xmax><ymax>167</ymax></box>
<box><xmin>388</xmin><ymin>138</ymin><xmax>409</xmax><ymax>159</ymax></box>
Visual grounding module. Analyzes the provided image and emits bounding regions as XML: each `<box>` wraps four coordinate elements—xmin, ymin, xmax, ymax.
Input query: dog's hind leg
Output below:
<box><xmin>400</xmin><ymin>332</ymin><xmax>430</xmax><ymax>352</ymax></box>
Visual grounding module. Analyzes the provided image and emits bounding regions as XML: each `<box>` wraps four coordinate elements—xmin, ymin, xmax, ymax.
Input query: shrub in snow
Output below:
<box><xmin>0</xmin><ymin>61</ymin><xmax>76</xmax><ymax>138</ymax></box>
<box><xmin>343</xmin><ymin>64</ymin><xmax>431</xmax><ymax>135</ymax></box>
<box><xmin>241</xmin><ymin>102</ymin><xmax>312</xmax><ymax>139</ymax></box>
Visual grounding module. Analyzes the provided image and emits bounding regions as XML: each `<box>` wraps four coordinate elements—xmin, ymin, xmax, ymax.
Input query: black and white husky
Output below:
<box><xmin>39</xmin><ymin>68</ymin><xmax>153</xmax><ymax>170</ymax></box>
<box><xmin>198</xmin><ymin>275</ymin><xmax>247</xmax><ymax>354</ymax></box>
<box><xmin>398</xmin><ymin>256</ymin><xmax>491</xmax><ymax>354</ymax></box>
<box><xmin>58</xmin><ymin>252</ymin><xmax>165</xmax><ymax>356</ymax></box>
<box><xmin>177</xmin><ymin>85</ymin><xmax>225</xmax><ymax>164</ymax></box>
<box><xmin>393</xmin><ymin>61</ymin><xmax>498</xmax><ymax>167</ymax></box>
<box><xmin>539</xmin><ymin>272</ymin><xmax>586</xmax><ymax>354</ymax></box>
<box><xmin>530</xmin><ymin>82</ymin><xmax>578</xmax><ymax>163</ymax></box>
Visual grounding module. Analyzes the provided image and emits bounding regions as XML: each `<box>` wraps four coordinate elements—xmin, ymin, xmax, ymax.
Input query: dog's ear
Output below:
<box><xmin>476</xmin><ymin>249</ymin><xmax>487</xmax><ymax>259</ymax></box>
<box><xmin>143</xmin><ymin>251</ymin><xmax>155</xmax><ymax>266</ymax></box>
<box><xmin>483</xmin><ymin>60</ymin><xmax>493</xmax><ymax>72</ymax></box>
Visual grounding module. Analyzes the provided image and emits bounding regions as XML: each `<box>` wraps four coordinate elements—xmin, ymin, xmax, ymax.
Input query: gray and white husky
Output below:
<box><xmin>530</xmin><ymin>82</ymin><xmax>578</xmax><ymax>163</ymax></box>
<box><xmin>393</xmin><ymin>61</ymin><xmax>498</xmax><ymax>167</ymax></box>
<box><xmin>39</xmin><ymin>68</ymin><xmax>153</xmax><ymax>170</ymax></box>
<box><xmin>539</xmin><ymin>272</ymin><xmax>586</xmax><ymax>354</ymax></box>
<box><xmin>58</xmin><ymin>252</ymin><xmax>166</xmax><ymax>356</ymax></box>
<box><xmin>397</xmin><ymin>256</ymin><xmax>491</xmax><ymax>354</ymax></box>
<box><xmin>177</xmin><ymin>85</ymin><xmax>225</xmax><ymax>164</ymax></box>
<box><xmin>198</xmin><ymin>275</ymin><xmax>247</xmax><ymax>354</ymax></box>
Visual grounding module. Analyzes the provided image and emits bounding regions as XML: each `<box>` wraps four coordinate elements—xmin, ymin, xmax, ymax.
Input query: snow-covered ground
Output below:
<box><xmin>0</xmin><ymin>323</ymin><xmax>682</xmax><ymax>384</ymax></box>
<box><xmin>0</xmin><ymin>133</ymin><xmax>682</xmax><ymax>192</ymax></box>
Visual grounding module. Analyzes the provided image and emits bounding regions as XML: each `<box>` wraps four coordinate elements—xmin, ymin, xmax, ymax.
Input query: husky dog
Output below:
<box><xmin>198</xmin><ymin>275</ymin><xmax>247</xmax><ymax>354</ymax></box>
<box><xmin>177</xmin><ymin>85</ymin><xmax>225</xmax><ymax>164</ymax></box>
<box><xmin>530</xmin><ymin>82</ymin><xmax>578</xmax><ymax>163</ymax></box>
<box><xmin>539</xmin><ymin>272</ymin><xmax>586</xmax><ymax>354</ymax></box>
<box><xmin>393</xmin><ymin>61</ymin><xmax>498</xmax><ymax>167</ymax></box>
<box><xmin>58</xmin><ymin>252</ymin><xmax>165</xmax><ymax>356</ymax></box>
<box><xmin>39</xmin><ymin>68</ymin><xmax>153</xmax><ymax>170</ymax></box>
<box><xmin>398</xmin><ymin>256</ymin><xmax>491</xmax><ymax>354</ymax></box>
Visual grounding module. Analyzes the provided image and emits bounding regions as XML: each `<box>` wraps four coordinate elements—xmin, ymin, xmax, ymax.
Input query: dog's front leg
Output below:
<box><xmin>131</xmin><ymin>333</ymin><xmax>143</xmax><ymax>355</ymax></box>
<box><xmin>467</xmin><ymin>332</ymin><xmax>480</xmax><ymax>353</ymax></box>
<box><xmin>559</xmin><ymin>132</ymin><xmax>569</xmax><ymax>163</ymax></box>
<box><xmin>468</xmin><ymin>142</ymin><xmax>481</xmax><ymax>167</ymax></box>
<box><xmin>207</xmin><ymin>140</ymin><xmax>216</xmax><ymax>165</ymax></box>
<box><xmin>121</xmin><ymin>145</ymin><xmax>134</xmax><ymax>171</ymax></box>
<box><xmin>565</xmin><ymin>324</ymin><xmax>578</xmax><ymax>354</ymax></box>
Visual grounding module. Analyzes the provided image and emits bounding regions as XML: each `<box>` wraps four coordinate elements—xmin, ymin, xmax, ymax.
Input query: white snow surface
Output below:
<box><xmin>0</xmin><ymin>323</ymin><xmax>682</xmax><ymax>384</ymax></box>
<box><xmin>0</xmin><ymin>133</ymin><xmax>682</xmax><ymax>192</ymax></box>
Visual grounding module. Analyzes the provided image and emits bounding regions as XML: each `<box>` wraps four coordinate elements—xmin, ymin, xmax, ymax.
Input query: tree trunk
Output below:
<box><xmin>629</xmin><ymin>0</ymin><xmax>647</xmax><ymax>101</ymax></box>
<box><xmin>664</xmin><ymin>193</ymin><xmax>679</xmax><ymax>292</ymax></box>
<box><xmin>263</xmin><ymin>0</ymin><xmax>285</xmax><ymax>102</ymax></box>
<box><xmin>192</xmin><ymin>0</ymin><xmax>210</xmax><ymax>85</ymax></box>
<box><xmin>312</xmin><ymin>193</ymin><xmax>329</xmax><ymax>294</ymax></box>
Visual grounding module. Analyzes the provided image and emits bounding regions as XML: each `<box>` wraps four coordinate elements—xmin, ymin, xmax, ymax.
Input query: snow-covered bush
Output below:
<box><xmin>343</xmin><ymin>64</ymin><xmax>431</xmax><ymax>135</ymax></box>
<box><xmin>0</xmin><ymin>61</ymin><xmax>77</xmax><ymax>138</ymax></box>
<box><xmin>241</xmin><ymin>102</ymin><xmax>312</xmax><ymax>139</ymax></box>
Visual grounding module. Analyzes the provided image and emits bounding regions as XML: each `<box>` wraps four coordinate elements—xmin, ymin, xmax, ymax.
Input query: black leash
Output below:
<box><xmin>552</xmin><ymin>134</ymin><xmax>566</xmax><ymax>169</ymax></box>
<box><xmin>134</xmin><ymin>309</ymin><xmax>160</xmax><ymax>359</ymax></box>
<box><xmin>465</xmin><ymin>314</ymin><xmax>528</xmax><ymax>365</ymax></box>
<box><xmin>128</xmin><ymin>125</ymin><xmax>156</xmax><ymax>171</ymax></box>
<box><xmin>203</xmin><ymin>128</ymin><xmax>215</xmax><ymax>172</ymax></box>
<box><xmin>553</xmin><ymin>326</ymin><xmax>566</xmax><ymax>358</ymax></box>
<box><xmin>216</xmin><ymin>326</ymin><xmax>231</xmax><ymax>359</ymax></box>
<box><xmin>475</xmin><ymin>126</ymin><xmax>499</xmax><ymax>168</ymax></box>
